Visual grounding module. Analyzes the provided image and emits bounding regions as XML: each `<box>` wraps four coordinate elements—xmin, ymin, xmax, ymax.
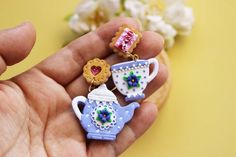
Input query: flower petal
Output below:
<box><xmin>163</xmin><ymin>2</ymin><xmax>194</xmax><ymax>35</ymax></box>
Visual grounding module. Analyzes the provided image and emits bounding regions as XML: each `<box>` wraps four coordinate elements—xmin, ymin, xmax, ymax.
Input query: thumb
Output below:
<box><xmin>0</xmin><ymin>22</ymin><xmax>36</xmax><ymax>74</ymax></box>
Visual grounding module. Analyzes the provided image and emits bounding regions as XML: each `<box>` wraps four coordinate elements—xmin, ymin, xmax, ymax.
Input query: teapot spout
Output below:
<box><xmin>121</xmin><ymin>102</ymin><xmax>140</xmax><ymax>123</ymax></box>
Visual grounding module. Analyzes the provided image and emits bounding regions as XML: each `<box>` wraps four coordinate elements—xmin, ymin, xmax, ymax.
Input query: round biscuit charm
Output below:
<box><xmin>83</xmin><ymin>58</ymin><xmax>111</xmax><ymax>86</ymax></box>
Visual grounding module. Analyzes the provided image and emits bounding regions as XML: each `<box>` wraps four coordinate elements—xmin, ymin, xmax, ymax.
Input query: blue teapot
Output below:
<box><xmin>72</xmin><ymin>84</ymin><xmax>139</xmax><ymax>140</ymax></box>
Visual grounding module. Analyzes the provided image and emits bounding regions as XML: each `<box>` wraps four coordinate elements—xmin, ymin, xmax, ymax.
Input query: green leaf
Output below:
<box><xmin>130</xmin><ymin>71</ymin><xmax>134</xmax><ymax>76</ymax></box>
<box><xmin>64</xmin><ymin>13</ymin><xmax>73</xmax><ymax>22</ymax></box>
<box><xmin>120</xmin><ymin>0</ymin><xmax>126</xmax><ymax>11</ymax></box>
<box><xmin>123</xmin><ymin>76</ymin><xmax>128</xmax><ymax>81</ymax></box>
<box><xmin>137</xmin><ymin>83</ymin><xmax>141</xmax><ymax>88</ymax></box>
<box><xmin>137</xmin><ymin>75</ymin><xmax>141</xmax><ymax>80</ymax></box>
<box><xmin>115</xmin><ymin>12</ymin><xmax>120</xmax><ymax>16</ymax></box>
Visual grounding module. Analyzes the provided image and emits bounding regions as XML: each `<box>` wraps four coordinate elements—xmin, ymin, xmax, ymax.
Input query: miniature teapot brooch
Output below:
<box><xmin>72</xmin><ymin>25</ymin><xmax>159</xmax><ymax>140</ymax></box>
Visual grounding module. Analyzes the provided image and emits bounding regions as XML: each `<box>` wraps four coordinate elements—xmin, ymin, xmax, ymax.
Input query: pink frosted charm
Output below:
<box><xmin>110</xmin><ymin>25</ymin><xmax>142</xmax><ymax>58</ymax></box>
<box><xmin>114</xmin><ymin>28</ymin><xmax>137</xmax><ymax>52</ymax></box>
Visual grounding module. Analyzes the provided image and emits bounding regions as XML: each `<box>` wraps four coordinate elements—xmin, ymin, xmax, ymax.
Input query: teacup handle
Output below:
<box><xmin>72</xmin><ymin>96</ymin><xmax>87</xmax><ymax>120</ymax></box>
<box><xmin>147</xmin><ymin>58</ymin><xmax>159</xmax><ymax>83</ymax></box>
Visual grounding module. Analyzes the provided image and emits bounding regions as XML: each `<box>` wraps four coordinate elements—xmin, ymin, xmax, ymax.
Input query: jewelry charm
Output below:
<box><xmin>72</xmin><ymin>84</ymin><xmax>139</xmax><ymax>140</ymax></box>
<box><xmin>71</xmin><ymin>24</ymin><xmax>159</xmax><ymax>141</ymax></box>
<box><xmin>110</xmin><ymin>25</ymin><xmax>142</xmax><ymax>58</ymax></box>
<box><xmin>111</xmin><ymin>58</ymin><xmax>159</xmax><ymax>102</ymax></box>
<box><xmin>72</xmin><ymin>58</ymin><xmax>139</xmax><ymax>140</ymax></box>
<box><xmin>83</xmin><ymin>58</ymin><xmax>111</xmax><ymax>86</ymax></box>
<box><xmin>110</xmin><ymin>25</ymin><xmax>159</xmax><ymax>102</ymax></box>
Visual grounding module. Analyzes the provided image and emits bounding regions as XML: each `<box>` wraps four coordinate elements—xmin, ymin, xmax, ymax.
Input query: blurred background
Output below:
<box><xmin>0</xmin><ymin>0</ymin><xmax>236</xmax><ymax>157</ymax></box>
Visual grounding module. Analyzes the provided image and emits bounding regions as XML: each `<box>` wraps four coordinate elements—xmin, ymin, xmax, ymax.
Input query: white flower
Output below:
<box><xmin>70</xmin><ymin>0</ymin><xmax>120</xmax><ymax>35</ymax></box>
<box><xmin>68</xmin><ymin>0</ymin><xmax>194</xmax><ymax>49</ymax></box>
<box><xmin>68</xmin><ymin>0</ymin><xmax>98</xmax><ymax>34</ymax></box>
<box><xmin>69</xmin><ymin>14</ymin><xmax>91</xmax><ymax>36</ymax></box>
<box><xmin>164</xmin><ymin>0</ymin><xmax>185</xmax><ymax>5</ymax></box>
<box><xmin>99</xmin><ymin>0</ymin><xmax>120</xmax><ymax>18</ymax></box>
<box><xmin>146</xmin><ymin>15</ymin><xmax>177</xmax><ymax>48</ymax></box>
<box><xmin>124</xmin><ymin>0</ymin><xmax>148</xmax><ymax>22</ymax></box>
<box><xmin>163</xmin><ymin>2</ymin><xmax>194</xmax><ymax>35</ymax></box>
<box><xmin>75</xmin><ymin>0</ymin><xmax>98</xmax><ymax>19</ymax></box>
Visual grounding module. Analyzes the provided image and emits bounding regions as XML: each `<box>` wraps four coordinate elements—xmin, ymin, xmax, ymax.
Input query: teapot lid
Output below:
<box><xmin>88</xmin><ymin>84</ymin><xmax>118</xmax><ymax>103</ymax></box>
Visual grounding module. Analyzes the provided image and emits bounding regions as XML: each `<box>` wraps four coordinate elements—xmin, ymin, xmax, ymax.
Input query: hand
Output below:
<box><xmin>0</xmin><ymin>18</ymin><xmax>167</xmax><ymax>157</ymax></box>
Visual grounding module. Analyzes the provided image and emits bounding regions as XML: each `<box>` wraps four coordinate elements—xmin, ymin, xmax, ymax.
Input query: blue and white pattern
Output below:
<box><xmin>111</xmin><ymin>60</ymin><xmax>149</xmax><ymax>101</ymax></box>
<box><xmin>71</xmin><ymin>84</ymin><xmax>140</xmax><ymax>140</ymax></box>
<box><xmin>111</xmin><ymin>58</ymin><xmax>159</xmax><ymax>101</ymax></box>
<box><xmin>91</xmin><ymin>104</ymin><xmax>117</xmax><ymax>130</ymax></box>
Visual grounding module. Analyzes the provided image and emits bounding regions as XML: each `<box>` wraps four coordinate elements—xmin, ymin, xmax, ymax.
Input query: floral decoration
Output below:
<box><xmin>96</xmin><ymin>108</ymin><xmax>112</xmax><ymax>124</ymax></box>
<box><xmin>67</xmin><ymin>0</ymin><xmax>194</xmax><ymax>49</ymax></box>
<box><xmin>123</xmin><ymin>71</ymin><xmax>141</xmax><ymax>89</ymax></box>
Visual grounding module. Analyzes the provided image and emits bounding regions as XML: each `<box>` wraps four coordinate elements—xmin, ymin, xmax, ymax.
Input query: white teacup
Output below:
<box><xmin>111</xmin><ymin>58</ymin><xmax>159</xmax><ymax>102</ymax></box>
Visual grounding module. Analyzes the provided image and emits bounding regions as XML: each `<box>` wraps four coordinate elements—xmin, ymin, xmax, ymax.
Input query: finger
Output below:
<box><xmin>88</xmin><ymin>101</ymin><xmax>158</xmax><ymax>156</ymax></box>
<box><xmin>144</xmin><ymin>63</ymin><xmax>168</xmax><ymax>97</ymax></box>
<box><xmin>134</xmin><ymin>31</ymin><xmax>164</xmax><ymax>59</ymax></box>
<box><xmin>0</xmin><ymin>22</ymin><xmax>36</xmax><ymax>74</ymax></box>
<box><xmin>66</xmin><ymin>31</ymin><xmax>164</xmax><ymax>98</ymax></box>
<box><xmin>36</xmin><ymin>17</ymin><xmax>139</xmax><ymax>85</ymax></box>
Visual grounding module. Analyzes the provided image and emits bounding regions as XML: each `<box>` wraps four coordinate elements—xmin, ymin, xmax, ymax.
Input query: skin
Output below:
<box><xmin>0</xmin><ymin>18</ymin><xmax>168</xmax><ymax>157</ymax></box>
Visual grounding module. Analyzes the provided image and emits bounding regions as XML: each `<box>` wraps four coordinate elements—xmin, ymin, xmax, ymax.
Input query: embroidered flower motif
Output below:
<box><xmin>96</xmin><ymin>108</ymin><xmax>112</xmax><ymax>124</ymax></box>
<box><xmin>123</xmin><ymin>71</ymin><xmax>141</xmax><ymax>89</ymax></box>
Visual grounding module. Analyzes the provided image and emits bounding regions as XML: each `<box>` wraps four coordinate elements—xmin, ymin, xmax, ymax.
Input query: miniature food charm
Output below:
<box><xmin>83</xmin><ymin>58</ymin><xmax>111</xmax><ymax>86</ymax></box>
<box><xmin>72</xmin><ymin>57</ymin><xmax>140</xmax><ymax>141</ymax></box>
<box><xmin>109</xmin><ymin>25</ymin><xmax>159</xmax><ymax>101</ymax></box>
<box><xmin>110</xmin><ymin>25</ymin><xmax>142</xmax><ymax>58</ymax></box>
<box><xmin>71</xmin><ymin>24</ymin><xmax>159</xmax><ymax>141</ymax></box>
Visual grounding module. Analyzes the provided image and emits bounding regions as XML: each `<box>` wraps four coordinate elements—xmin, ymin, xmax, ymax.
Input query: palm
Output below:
<box><xmin>0</xmin><ymin>18</ymin><xmax>167</xmax><ymax>157</ymax></box>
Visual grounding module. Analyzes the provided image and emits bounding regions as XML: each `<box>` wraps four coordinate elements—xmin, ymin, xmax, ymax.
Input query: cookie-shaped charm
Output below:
<box><xmin>83</xmin><ymin>58</ymin><xmax>111</xmax><ymax>86</ymax></box>
<box><xmin>110</xmin><ymin>25</ymin><xmax>142</xmax><ymax>58</ymax></box>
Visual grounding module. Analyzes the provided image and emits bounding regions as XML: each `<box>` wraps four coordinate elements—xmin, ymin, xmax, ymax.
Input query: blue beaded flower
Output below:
<box><xmin>96</xmin><ymin>108</ymin><xmax>112</xmax><ymax>124</ymax></box>
<box><xmin>123</xmin><ymin>71</ymin><xmax>141</xmax><ymax>89</ymax></box>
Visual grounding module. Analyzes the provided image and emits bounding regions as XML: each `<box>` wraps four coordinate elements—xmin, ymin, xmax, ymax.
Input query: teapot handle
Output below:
<box><xmin>147</xmin><ymin>58</ymin><xmax>159</xmax><ymax>82</ymax></box>
<box><xmin>72</xmin><ymin>96</ymin><xmax>87</xmax><ymax>120</ymax></box>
